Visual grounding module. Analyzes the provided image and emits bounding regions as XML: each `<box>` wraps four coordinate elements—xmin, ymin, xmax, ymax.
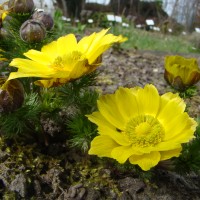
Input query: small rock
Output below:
<box><xmin>117</xmin><ymin>191</ymin><xmax>132</xmax><ymax>200</ymax></box>
<box><xmin>99</xmin><ymin>168</ymin><xmax>111</xmax><ymax>178</ymax></box>
<box><xmin>118</xmin><ymin>177</ymin><xmax>145</xmax><ymax>192</ymax></box>
<box><xmin>9</xmin><ymin>173</ymin><xmax>27</xmax><ymax>198</ymax></box>
<box><xmin>85</xmin><ymin>188</ymin><xmax>101</xmax><ymax>200</ymax></box>
<box><xmin>76</xmin><ymin>187</ymin><xmax>86</xmax><ymax>200</ymax></box>
<box><xmin>66</xmin><ymin>183</ymin><xmax>85</xmax><ymax>199</ymax></box>
<box><xmin>0</xmin><ymin>150</ymin><xmax>9</xmax><ymax>162</ymax></box>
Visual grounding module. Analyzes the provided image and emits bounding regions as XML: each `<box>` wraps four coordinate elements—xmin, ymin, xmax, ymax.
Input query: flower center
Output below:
<box><xmin>135</xmin><ymin>122</ymin><xmax>151</xmax><ymax>136</ymax></box>
<box><xmin>52</xmin><ymin>51</ymin><xmax>83</xmax><ymax>70</ymax></box>
<box><xmin>124</xmin><ymin>115</ymin><xmax>165</xmax><ymax>147</ymax></box>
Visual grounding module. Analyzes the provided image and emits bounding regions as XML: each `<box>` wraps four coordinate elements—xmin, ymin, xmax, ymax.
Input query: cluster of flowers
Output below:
<box><xmin>0</xmin><ymin>1</ymin><xmax>199</xmax><ymax>171</ymax></box>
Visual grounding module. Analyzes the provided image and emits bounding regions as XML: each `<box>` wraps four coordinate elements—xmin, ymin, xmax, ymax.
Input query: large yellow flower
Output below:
<box><xmin>164</xmin><ymin>55</ymin><xmax>200</xmax><ymax>90</ymax></box>
<box><xmin>8</xmin><ymin>29</ymin><xmax>127</xmax><ymax>88</ymax></box>
<box><xmin>87</xmin><ymin>84</ymin><xmax>197</xmax><ymax>171</ymax></box>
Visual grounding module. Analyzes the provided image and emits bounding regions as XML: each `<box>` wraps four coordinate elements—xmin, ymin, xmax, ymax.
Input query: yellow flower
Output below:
<box><xmin>8</xmin><ymin>29</ymin><xmax>127</xmax><ymax>88</ymax></box>
<box><xmin>1</xmin><ymin>11</ymin><xmax>8</xmax><ymax>21</ymax></box>
<box><xmin>0</xmin><ymin>2</ymin><xmax>9</xmax><ymax>23</ymax></box>
<box><xmin>87</xmin><ymin>84</ymin><xmax>197</xmax><ymax>171</ymax></box>
<box><xmin>164</xmin><ymin>55</ymin><xmax>200</xmax><ymax>90</ymax></box>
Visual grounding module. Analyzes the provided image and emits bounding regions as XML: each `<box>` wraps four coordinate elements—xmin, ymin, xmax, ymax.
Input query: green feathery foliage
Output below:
<box><xmin>0</xmin><ymin>93</ymin><xmax>40</xmax><ymax>138</ymax></box>
<box><xmin>56</xmin><ymin>72</ymin><xmax>99</xmax><ymax>151</ymax></box>
<box><xmin>39</xmin><ymin>88</ymin><xmax>64</xmax><ymax>114</ymax></box>
<box><xmin>67</xmin><ymin>114</ymin><xmax>97</xmax><ymax>152</ymax></box>
<box><xmin>57</xmin><ymin>72</ymin><xmax>99</xmax><ymax>110</ymax></box>
<box><xmin>178</xmin><ymin>86</ymin><xmax>198</xmax><ymax>98</ymax></box>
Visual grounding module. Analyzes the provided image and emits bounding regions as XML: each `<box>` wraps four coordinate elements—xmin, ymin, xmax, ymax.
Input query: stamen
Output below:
<box><xmin>52</xmin><ymin>51</ymin><xmax>83</xmax><ymax>70</ymax></box>
<box><xmin>124</xmin><ymin>115</ymin><xmax>165</xmax><ymax>147</ymax></box>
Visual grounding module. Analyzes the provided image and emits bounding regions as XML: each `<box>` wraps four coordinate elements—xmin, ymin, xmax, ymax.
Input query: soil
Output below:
<box><xmin>0</xmin><ymin>48</ymin><xmax>200</xmax><ymax>200</ymax></box>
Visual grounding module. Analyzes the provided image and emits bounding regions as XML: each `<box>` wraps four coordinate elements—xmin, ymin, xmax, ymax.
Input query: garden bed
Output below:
<box><xmin>0</xmin><ymin>48</ymin><xmax>200</xmax><ymax>200</ymax></box>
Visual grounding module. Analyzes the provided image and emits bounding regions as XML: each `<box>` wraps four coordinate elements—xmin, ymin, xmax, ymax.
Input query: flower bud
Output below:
<box><xmin>0</xmin><ymin>28</ymin><xmax>9</xmax><ymax>38</ymax></box>
<box><xmin>164</xmin><ymin>55</ymin><xmax>200</xmax><ymax>91</ymax></box>
<box><xmin>8</xmin><ymin>0</ymin><xmax>34</xmax><ymax>14</ymax></box>
<box><xmin>0</xmin><ymin>78</ymin><xmax>24</xmax><ymax>113</ymax></box>
<box><xmin>20</xmin><ymin>19</ymin><xmax>46</xmax><ymax>43</ymax></box>
<box><xmin>32</xmin><ymin>11</ymin><xmax>54</xmax><ymax>30</ymax></box>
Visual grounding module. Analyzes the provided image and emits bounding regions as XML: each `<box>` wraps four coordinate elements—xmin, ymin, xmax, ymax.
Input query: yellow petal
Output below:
<box><xmin>160</xmin><ymin>148</ymin><xmax>182</xmax><ymax>161</ymax></box>
<box><xmin>8</xmin><ymin>59</ymin><xmax>54</xmax><ymax>81</ymax></box>
<box><xmin>78</xmin><ymin>28</ymin><xmax>125</xmax><ymax>64</ymax></box>
<box><xmin>154</xmin><ymin>141</ymin><xmax>181</xmax><ymax>151</ymax></box>
<box><xmin>8</xmin><ymin>72</ymin><xmax>39</xmax><ymax>80</ymax></box>
<box><xmin>24</xmin><ymin>49</ymin><xmax>54</xmax><ymax>64</ymax></box>
<box><xmin>135</xmin><ymin>84</ymin><xmax>160</xmax><ymax>116</ymax></box>
<box><xmin>86</xmin><ymin>29</ymin><xmax>109</xmax><ymax>53</ymax></box>
<box><xmin>87</xmin><ymin>111</ymin><xmax>131</xmax><ymax>146</ymax></box>
<box><xmin>86</xmin><ymin>33</ymin><xmax>124</xmax><ymax>64</ymax></box>
<box><xmin>87</xmin><ymin>111</ymin><xmax>115</xmax><ymax>130</ymax></box>
<box><xmin>2</xmin><ymin>11</ymin><xmax>8</xmax><ymax>21</ymax></box>
<box><xmin>78</xmin><ymin>32</ymin><xmax>96</xmax><ymax>53</ymax></box>
<box><xmin>160</xmin><ymin>92</ymin><xmax>181</xmax><ymax>104</ymax></box>
<box><xmin>168</xmin><ymin>122</ymin><xmax>196</xmax><ymax>143</ymax></box>
<box><xmin>57</xmin><ymin>34</ymin><xmax>78</xmax><ymax>56</ymax></box>
<box><xmin>164</xmin><ymin>113</ymin><xmax>196</xmax><ymax>141</ymax></box>
<box><xmin>97</xmin><ymin>93</ymin><xmax>126</xmax><ymax>130</ymax></box>
<box><xmin>87</xmin><ymin>44</ymin><xmax>110</xmax><ymax>64</ymax></box>
<box><xmin>41</xmin><ymin>40</ymin><xmax>58</xmax><ymax>57</ymax></box>
<box><xmin>117</xmin><ymin>35</ymin><xmax>128</xmax><ymax>42</ymax></box>
<box><xmin>115</xmin><ymin>87</ymin><xmax>140</xmax><ymax>120</ymax></box>
<box><xmin>88</xmin><ymin>135</ymin><xmax>119</xmax><ymax>157</ymax></box>
<box><xmin>111</xmin><ymin>145</ymin><xmax>143</xmax><ymax>163</ymax></box>
<box><xmin>10</xmin><ymin>58</ymin><xmax>52</xmax><ymax>73</ymax></box>
<box><xmin>130</xmin><ymin>141</ymin><xmax>181</xmax><ymax>154</ymax></box>
<box><xmin>133</xmin><ymin>141</ymin><xmax>181</xmax><ymax>153</ymax></box>
<box><xmin>78</xmin><ymin>29</ymin><xmax>109</xmax><ymax>59</ymax></box>
<box><xmin>157</xmin><ymin>92</ymin><xmax>185</xmax><ymax>125</ymax></box>
<box><xmin>68</xmin><ymin>60</ymin><xmax>88</xmax><ymax>79</ymax></box>
<box><xmin>129</xmin><ymin>151</ymin><xmax>161</xmax><ymax>171</ymax></box>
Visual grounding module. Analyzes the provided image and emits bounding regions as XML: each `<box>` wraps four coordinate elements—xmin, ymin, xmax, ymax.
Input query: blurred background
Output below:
<box><xmin>2</xmin><ymin>0</ymin><xmax>200</xmax><ymax>53</ymax></box>
<box><xmin>8</xmin><ymin>0</ymin><xmax>198</xmax><ymax>33</ymax></box>
<box><xmin>2</xmin><ymin>0</ymin><xmax>199</xmax><ymax>32</ymax></box>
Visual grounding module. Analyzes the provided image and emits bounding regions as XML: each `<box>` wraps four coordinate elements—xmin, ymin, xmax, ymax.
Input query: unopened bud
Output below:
<box><xmin>32</xmin><ymin>11</ymin><xmax>54</xmax><ymax>30</ymax></box>
<box><xmin>8</xmin><ymin>0</ymin><xmax>34</xmax><ymax>14</ymax></box>
<box><xmin>0</xmin><ymin>78</ymin><xmax>24</xmax><ymax>113</ymax></box>
<box><xmin>20</xmin><ymin>19</ymin><xmax>46</xmax><ymax>43</ymax></box>
<box><xmin>0</xmin><ymin>28</ymin><xmax>8</xmax><ymax>38</ymax></box>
